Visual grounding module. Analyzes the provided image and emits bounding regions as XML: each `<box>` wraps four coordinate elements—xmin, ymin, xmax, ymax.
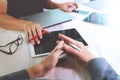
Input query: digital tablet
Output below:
<box><xmin>83</xmin><ymin>12</ymin><xmax>107</xmax><ymax>25</ymax></box>
<box><xmin>29</xmin><ymin>28</ymin><xmax>88</xmax><ymax>57</ymax></box>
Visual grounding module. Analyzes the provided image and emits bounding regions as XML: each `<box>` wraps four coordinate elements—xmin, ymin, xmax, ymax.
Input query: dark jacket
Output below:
<box><xmin>87</xmin><ymin>58</ymin><xmax>119</xmax><ymax>80</ymax></box>
<box><xmin>7</xmin><ymin>0</ymin><xmax>47</xmax><ymax>18</ymax></box>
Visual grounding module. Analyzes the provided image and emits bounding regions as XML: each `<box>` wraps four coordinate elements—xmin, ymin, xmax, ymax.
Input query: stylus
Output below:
<box><xmin>68</xmin><ymin>43</ymin><xmax>81</xmax><ymax>51</ymax></box>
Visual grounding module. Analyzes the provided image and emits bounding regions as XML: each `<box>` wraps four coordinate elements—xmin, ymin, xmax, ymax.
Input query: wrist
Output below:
<box><xmin>17</xmin><ymin>19</ymin><xmax>33</xmax><ymax>30</ymax></box>
<box><xmin>77</xmin><ymin>52</ymin><xmax>96</xmax><ymax>64</ymax></box>
<box><xmin>86</xmin><ymin>55</ymin><xmax>96</xmax><ymax>64</ymax></box>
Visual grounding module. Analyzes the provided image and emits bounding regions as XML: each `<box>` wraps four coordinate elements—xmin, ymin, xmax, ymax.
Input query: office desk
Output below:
<box><xmin>0</xmin><ymin>4</ymin><xmax>120</xmax><ymax>80</ymax></box>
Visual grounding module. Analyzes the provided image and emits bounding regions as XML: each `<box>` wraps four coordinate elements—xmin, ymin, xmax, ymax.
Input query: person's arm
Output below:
<box><xmin>0</xmin><ymin>0</ymin><xmax>30</xmax><ymax>30</ymax></box>
<box><xmin>58</xmin><ymin>33</ymin><xmax>119</xmax><ymax>80</ymax></box>
<box><xmin>45</xmin><ymin>0</ymin><xmax>78</xmax><ymax>12</ymax></box>
<box><xmin>0</xmin><ymin>13</ymin><xmax>44</xmax><ymax>45</ymax></box>
<box><xmin>0</xmin><ymin>0</ymin><xmax>45</xmax><ymax>45</ymax></box>
<box><xmin>27</xmin><ymin>41</ymin><xmax>64</xmax><ymax>79</ymax></box>
<box><xmin>0</xmin><ymin>14</ymin><xmax>31</xmax><ymax>30</ymax></box>
<box><xmin>0</xmin><ymin>41</ymin><xmax>64</xmax><ymax>80</ymax></box>
<box><xmin>87</xmin><ymin>58</ymin><xmax>119</xmax><ymax>80</ymax></box>
<box><xmin>0</xmin><ymin>0</ymin><xmax>7</xmax><ymax>14</ymax></box>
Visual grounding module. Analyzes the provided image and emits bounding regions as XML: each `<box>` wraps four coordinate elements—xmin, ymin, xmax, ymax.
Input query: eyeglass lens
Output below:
<box><xmin>0</xmin><ymin>35</ymin><xmax>23</xmax><ymax>55</ymax></box>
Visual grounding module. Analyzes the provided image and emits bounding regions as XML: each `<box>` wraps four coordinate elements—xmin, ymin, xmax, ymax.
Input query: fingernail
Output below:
<box><xmin>40</xmin><ymin>35</ymin><xmax>42</xmax><ymax>39</ymax></box>
<box><xmin>37</xmin><ymin>41</ymin><xmax>40</xmax><ymax>44</ymax></box>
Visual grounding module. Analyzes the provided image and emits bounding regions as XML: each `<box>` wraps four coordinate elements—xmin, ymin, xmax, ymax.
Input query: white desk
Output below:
<box><xmin>0</xmin><ymin>4</ymin><xmax>120</xmax><ymax>80</ymax></box>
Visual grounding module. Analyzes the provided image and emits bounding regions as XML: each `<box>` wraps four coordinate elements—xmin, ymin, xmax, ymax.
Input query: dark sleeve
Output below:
<box><xmin>0</xmin><ymin>70</ymin><xmax>30</xmax><ymax>80</ymax></box>
<box><xmin>87</xmin><ymin>58</ymin><xmax>119</xmax><ymax>80</ymax></box>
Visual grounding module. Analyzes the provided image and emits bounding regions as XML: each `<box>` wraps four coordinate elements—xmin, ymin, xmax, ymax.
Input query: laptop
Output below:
<box><xmin>21</xmin><ymin>9</ymin><xmax>74</xmax><ymax>28</ymax></box>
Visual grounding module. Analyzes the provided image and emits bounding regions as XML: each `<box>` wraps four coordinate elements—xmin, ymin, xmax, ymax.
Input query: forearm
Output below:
<box><xmin>45</xmin><ymin>0</ymin><xmax>62</xmax><ymax>9</ymax></box>
<box><xmin>0</xmin><ymin>0</ymin><xmax>7</xmax><ymax>14</ymax></box>
<box><xmin>27</xmin><ymin>63</ymin><xmax>44</xmax><ymax>79</ymax></box>
<box><xmin>0</xmin><ymin>13</ymin><xmax>32</xmax><ymax>30</ymax></box>
<box><xmin>87</xmin><ymin>58</ymin><xmax>118</xmax><ymax>80</ymax></box>
<box><xmin>0</xmin><ymin>64</ymin><xmax>44</xmax><ymax>80</ymax></box>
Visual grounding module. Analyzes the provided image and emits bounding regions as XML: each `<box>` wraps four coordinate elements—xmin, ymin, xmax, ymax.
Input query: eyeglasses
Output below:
<box><xmin>0</xmin><ymin>35</ymin><xmax>23</xmax><ymax>55</ymax></box>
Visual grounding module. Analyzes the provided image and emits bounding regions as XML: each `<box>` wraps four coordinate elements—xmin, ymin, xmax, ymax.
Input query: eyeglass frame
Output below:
<box><xmin>0</xmin><ymin>35</ymin><xmax>23</xmax><ymax>55</ymax></box>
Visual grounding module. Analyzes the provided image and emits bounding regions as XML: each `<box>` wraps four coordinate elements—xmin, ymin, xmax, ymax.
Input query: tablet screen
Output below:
<box><xmin>34</xmin><ymin>28</ymin><xmax>88</xmax><ymax>55</ymax></box>
<box><xmin>83</xmin><ymin>12</ymin><xmax>107</xmax><ymax>25</ymax></box>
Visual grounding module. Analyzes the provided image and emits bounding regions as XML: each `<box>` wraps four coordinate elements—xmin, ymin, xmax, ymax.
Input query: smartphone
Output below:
<box><xmin>31</xmin><ymin>28</ymin><xmax>88</xmax><ymax>57</ymax></box>
<box><xmin>83</xmin><ymin>12</ymin><xmax>107</xmax><ymax>25</ymax></box>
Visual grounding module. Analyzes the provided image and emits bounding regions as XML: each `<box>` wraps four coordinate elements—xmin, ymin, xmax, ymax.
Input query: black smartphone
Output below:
<box><xmin>33</xmin><ymin>28</ymin><xmax>88</xmax><ymax>56</ymax></box>
<box><xmin>83</xmin><ymin>12</ymin><xmax>107</xmax><ymax>25</ymax></box>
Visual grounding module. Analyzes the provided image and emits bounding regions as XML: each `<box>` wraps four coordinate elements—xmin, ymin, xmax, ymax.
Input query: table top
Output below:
<box><xmin>0</xmin><ymin>3</ymin><xmax>120</xmax><ymax>80</ymax></box>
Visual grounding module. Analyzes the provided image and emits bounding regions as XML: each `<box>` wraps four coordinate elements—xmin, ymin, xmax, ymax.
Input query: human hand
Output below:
<box><xmin>59</xmin><ymin>34</ymin><xmax>96</xmax><ymax>63</ymax></box>
<box><xmin>27</xmin><ymin>41</ymin><xmax>64</xmax><ymax>79</ymax></box>
<box><xmin>40</xmin><ymin>40</ymin><xmax>64</xmax><ymax>75</ymax></box>
<box><xmin>58</xmin><ymin>2</ymin><xmax>78</xmax><ymax>13</ymax></box>
<box><xmin>23</xmin><ymin>22</ymin><xmax>49</xmax><ymax>45</ymax></box>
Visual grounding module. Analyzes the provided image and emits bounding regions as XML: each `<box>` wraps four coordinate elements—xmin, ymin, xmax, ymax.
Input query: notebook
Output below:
<box><xmin>21</xmin><ymin>9</ymin><xmax>74</xmax><ymax>28</ymax></box>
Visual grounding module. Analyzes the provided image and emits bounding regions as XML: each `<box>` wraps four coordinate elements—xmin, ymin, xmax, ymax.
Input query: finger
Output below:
<box><xmin>30</xmin><ymin>39</ymin><xmax>35</xmax><ymax>45</ymax></box>
<box><xmin>59</xmin><ymin>33</ymin><xmax>78</xmax><ymax>45</ymax></box>
<box><xmin>24</xmin><ymin>28</ymin><xmax>29</xmax><ymax>43</ymax></box>
<box><xmin>42</xmin><ymin>29</ymin><xmax>50</xmax><ymax>34</ymax></box>
<box><xmin>56</xmin><ymin>40</ymin><xmax>60</xmax><ymax>44</ymax></box>
<box><xmin>27</xmin><ymin>27</ymin><xmax>33</xmax><ymax>41</ymax></box>
<box><xmin>26</xmin><ymin>25</ymin><xmax>35</xmax><ymax>45</ymax></box>
<box><xmin>59</xmin><ymin>33</ymin><xmax>84</xmax><ymax>49</ymax></box>
<box><xmin>52</xmin><ymin>41</ymin><xmax>64</xmax><ymax>53</ymax></box>
<box><xmin>31</xmin><ymin>24</ymin><xmax>38</xmax><ymax>37</ymax></box>
<box><xmin>36</xmin><ymin>24</ymin><xmax>43</xmax><ymax>39</ymax></box>
<box><xmin>31</xmin><ymin>24</ymin><xmax>40</xmax><ymax>44</ymax></box>
<box><xmin>70</xmin><ymin>4</ymin><xmax>78</xmax><ymax>11</ymax></box>
<box><xmin>73</xmin><ymin>2</ymin><xmax>79</xmax><ymax>8</ymax></box>
<box><xmin>51</xmin><ymin>41</ymin><xmax>64</xmax><ymax>57</ymax></box>
<box><xmin>68</xmin><ymin>6</ymin><xmax>75</xmax><ymax>12</ymax></box>
<box><xmin>56</xmin><ymin>41</ymin><xmax>64</xmax><ymax>49</ymax></box>
<box><xmin>35</xmin><ymin>37</ymin><xmax>40</xmax><ymax>44</ymax></box>
<box><xmin>63</xmin><ymin>43</ymin><xmax>80</xmax><ymax>55</ymax></box>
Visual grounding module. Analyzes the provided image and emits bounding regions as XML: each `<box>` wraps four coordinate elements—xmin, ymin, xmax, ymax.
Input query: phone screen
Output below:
<box><xmin>34</xmin><ymin>28</ymin><xmax>88</xmax><ymax>55</ymax></box>
<box><xmin>83</xmin><ymin>12</ymin><xmax>107</xmax><ymax>25</ymax></box>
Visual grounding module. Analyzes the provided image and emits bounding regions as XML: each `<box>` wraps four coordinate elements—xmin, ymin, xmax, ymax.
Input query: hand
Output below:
<box><xmin>58</xmin><ymin>2</ymin><xmax>78</xmax><ymax>13</ymax></box>
<box><xmin>27</xmin><ymin>41</ymin><xmax>64</xmax><ymax>79</ymax></box>
<box><xmin>23</xmin><ymin>22</ymin><xmax>49</xmax><ymax>45</ymax></box>
<box><xmin>59</xmin><ymin>34</ymin><xmax>96</xmax><ymax>63</ymax></box>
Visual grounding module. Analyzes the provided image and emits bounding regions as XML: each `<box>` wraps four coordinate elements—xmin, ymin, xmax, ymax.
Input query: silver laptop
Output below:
<box><xmin>21</xmin><ymin>9</ymin><xmax>74</xmax><ymax>28</ymax></box>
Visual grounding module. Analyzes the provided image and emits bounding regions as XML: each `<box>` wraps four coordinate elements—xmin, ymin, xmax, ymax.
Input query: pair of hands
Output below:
<box><xmin>23</xmin><ymin>2</ymin><xmax>78</xmax><ymax>45</ymax></box>
<box><xmin>27</xmin><ymin>34</ymin><xmax>96</xmax><ymax>79</ymax></box>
